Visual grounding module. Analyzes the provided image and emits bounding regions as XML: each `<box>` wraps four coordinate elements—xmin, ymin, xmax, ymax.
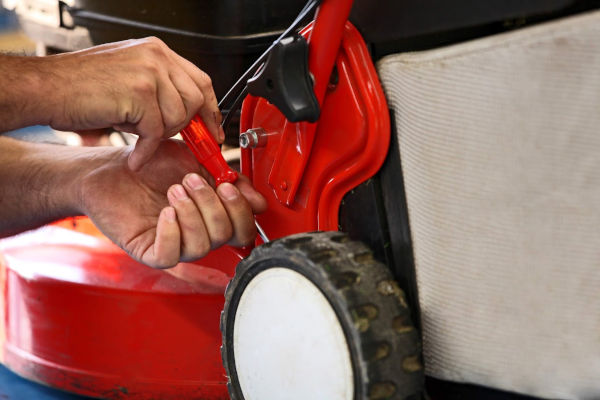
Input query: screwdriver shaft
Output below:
<box><xmin>255</xmin><ymin>221</ymin><xmax>269</xmax><ymax>243</ymax></box>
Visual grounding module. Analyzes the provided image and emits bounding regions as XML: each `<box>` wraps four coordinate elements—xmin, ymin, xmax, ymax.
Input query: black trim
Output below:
<box><xmin>379</xmin><ymin>111</ymin><xmax>421</xmax><ymax>332</ymax></box>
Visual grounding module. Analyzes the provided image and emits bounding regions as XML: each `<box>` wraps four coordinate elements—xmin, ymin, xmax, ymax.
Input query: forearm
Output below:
<box><xmin>0</xmin><ymin>54</ymin><xmax>57</xmax><ymax>132</ymax></box>
<box><xmin>0</xmin><ymin>136</ymin><xmax>113</xmax><ymax>237</ymax></box>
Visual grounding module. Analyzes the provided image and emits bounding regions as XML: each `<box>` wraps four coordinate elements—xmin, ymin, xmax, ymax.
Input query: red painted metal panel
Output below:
<box><xmin>0</xmin><ymin>223</ymin><xmax>236</xmax><ymax>399</ymax></box>
<box><xmin>267</xmin><ymin>0</ymin><xmax>354</xmax><ymax>206</ymax></box>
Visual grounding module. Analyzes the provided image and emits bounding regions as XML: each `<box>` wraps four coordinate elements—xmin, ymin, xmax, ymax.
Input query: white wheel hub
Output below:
<box><xmin>233</xmin><ymin>267</ymin><xmax>354</xmax><ymax>400</ymax></box>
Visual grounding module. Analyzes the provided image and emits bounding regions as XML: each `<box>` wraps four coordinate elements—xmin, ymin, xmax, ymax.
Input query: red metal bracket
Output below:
<box><xmin>267</xmin><ymin>0</ymin><xmax>354</xmax><ymax>205</ymax></box>
<box><xmin>241</xmin><ymin>21</ymin><xmax>391</xmax><ymax>239</ymax></box>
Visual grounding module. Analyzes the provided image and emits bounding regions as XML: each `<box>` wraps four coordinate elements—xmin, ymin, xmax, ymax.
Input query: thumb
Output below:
<box><xmin>128</xmin><ymin>136</ymin><xmax>161</xmax><ymax>171</ymax></box>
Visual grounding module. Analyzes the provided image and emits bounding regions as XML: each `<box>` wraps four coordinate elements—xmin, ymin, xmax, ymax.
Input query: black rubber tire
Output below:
<box><xmin>221</xmin><ymin>231</ymin><xmax>424</xmax><ymax>400</ymax></box>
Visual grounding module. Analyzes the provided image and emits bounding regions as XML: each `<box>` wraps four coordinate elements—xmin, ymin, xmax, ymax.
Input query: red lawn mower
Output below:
<box><xmin>2</xmin><ymin>0</ymin><xmax>600</xmax><ymax>399</ymax></box>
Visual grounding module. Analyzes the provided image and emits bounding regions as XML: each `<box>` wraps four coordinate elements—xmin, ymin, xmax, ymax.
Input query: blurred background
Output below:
<box><xmin>0</xmin><ymin>5</ymin><xmax>34</xmax><ymax>53</ymax></box>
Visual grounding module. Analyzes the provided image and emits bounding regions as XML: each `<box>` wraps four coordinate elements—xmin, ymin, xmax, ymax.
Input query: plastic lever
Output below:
<box><xmin>247</xmin><ymin>34</ymin><xmax>320</xmax><ymax>123</ymax></box>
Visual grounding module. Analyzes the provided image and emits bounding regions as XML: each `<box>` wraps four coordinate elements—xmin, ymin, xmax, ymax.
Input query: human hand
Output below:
<box><xmin>79</xmin><ymin>140</ymin><xmax>266</xmax><ymax>268</ymax></box>
<box><xmin>41</xmin><ymin>37</ymin><xmax>223</xmax><ymax>170</ymax></box>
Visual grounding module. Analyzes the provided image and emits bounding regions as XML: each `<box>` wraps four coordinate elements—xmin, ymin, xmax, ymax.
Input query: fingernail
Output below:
<box><xmin>163</xmin><ymin>207</ymin><xmax>176</xmax><ymax>222</ymax></box>
<box><xmin>218</xmin><ymin>126</ymin><xmax>225</xmax><ymax>143</ymax></box>
<box><xmin>172</xmin><ymin>185</ymin><xmax>188</xmax><ymax>200</ymax></box>
<box><xmin>185</xmin><ymin>173</ymin><xmax>206</xmax><ymax>190</ymax></box>
<box><xmin>218</xmin><ymin>183</ymin><xmax>239</xmax><ymax>200</ymax></box>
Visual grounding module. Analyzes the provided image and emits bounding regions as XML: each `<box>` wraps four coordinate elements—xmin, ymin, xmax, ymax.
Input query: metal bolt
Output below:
<box><xmin>239</xmin><ymin>127</ymin><xmax>267</xmax><ymax>149</ymax></box>
<box><xmin>239</xmin><ymin>133</ymin><xmax>250</xmax><ymax>148</ymax></box>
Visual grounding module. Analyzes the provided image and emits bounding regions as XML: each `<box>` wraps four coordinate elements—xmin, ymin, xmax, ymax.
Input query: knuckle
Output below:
<box><xmin>198</xmin><ymin>72</ymin><xmax>213</xmax><ymax>91</ymax></box>
<box><xmin>144</xmin><ymin>36</ymin><xmax>164</xmax><ymax>48</ymax></box>
<box><xmin>195</xmin><ymin>239</ymin><xmax>211</xmax><ymax>258</ymax></box>
<box><xmin>174</xmin><ymin>107</ymin><xmax>188</xmax><ymax>128</ymax></box>
<box><xmin>196</xmin><ymin>92</ymin><xmax>206</xmax><ymax>109</ymax></box>
<box><xmin>209</xmin><ymin>219</ymin><xmax>233</xmax><ymax>248</ymax></box>
<box><xmin>190</xmin><ymin>88</ymin><xmax>205</xmax><ymax>111</ymax></box>
<box><xmin>140</xmin><ymin>38</ymin><xmax>168</xmax><ymax>59</ymax></box>
<box><xmin>182</xmin><ymin>237</ymin><xmax>210</xmax><ymax>261</ymax></box>
<box><xmin>145</xmin><ymin>36</ymin><xmax>161</xmax><ymax>44</ymax></box>
<box><xmin>141</xmin><ymin>59</ymin><xmax>161</xmax><ymax>75</ymax></box>
<box><xmin>190</xmin><ymin>185</ymin><xmax>214</xmax><ymax>204</ymax></box>
<box><xmin>133</xmin><ymin>77</ymin><xmax>155</xmax><ymax>96</ymax></box>
<box><xmin>165</xmin><ymin>105</ymin><xmax>187</xmax><ymax>133</ymax></box>
<box><xmin>152</xmin><ymin>256</ymin><xmax>177</xmax><ymax>269</ymax></box>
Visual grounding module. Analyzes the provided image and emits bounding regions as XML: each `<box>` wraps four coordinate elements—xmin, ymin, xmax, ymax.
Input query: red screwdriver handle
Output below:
<box><xmin>181</xmin><ymin>116</ymin><xmax>238</xmax><ymax>186</ymax></box>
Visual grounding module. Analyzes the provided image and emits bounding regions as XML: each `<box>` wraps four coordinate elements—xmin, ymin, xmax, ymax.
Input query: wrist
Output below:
<box><xmin>0</xmin><ymin>55</ymin><xmax>57</xmax><ymax>131</ymax></box>
<box><xmin>23</xmin><ymin>143</ymin><xmax>125</xmax><ymax>218</ymax></box>
<box><xmin>76</xmin><ymin>146</ymin><xmax>129</xmax><ymax>216</ymax></box>
<box><xmin>0</xmin><ymin>139</ymin><xmax>125</xmax><ymax>237</ymax></box>
<box><xmin>28</xmin><ymin>55</ymin><xmax>65</xmax><ymax>127</ymax></box>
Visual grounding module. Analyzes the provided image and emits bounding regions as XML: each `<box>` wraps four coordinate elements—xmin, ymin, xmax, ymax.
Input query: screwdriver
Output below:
<box><xmin>180</xmin><ymin>116</ymin><xmax>269</xmax><ymax>243</ymax></box>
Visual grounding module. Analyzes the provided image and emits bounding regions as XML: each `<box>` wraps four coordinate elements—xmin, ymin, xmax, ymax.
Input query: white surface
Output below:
<box><xmin>14</xmin><ymin>0</ymin><xmax>61</xmax><ymax>27</ymax></box>
<box><xmin>2</xmin><ymin>0</ymin><xmax>17</xmax><ymax>10</ymax></box>
<box><xmin>378</xmin><ymin>11</ymin><xmax>600</xmax><ymax>399</ymax></box>
<box><xmin>233</xmin><ymin>267</ymin><xmax>354</xmax><ymax>400</ymax></box>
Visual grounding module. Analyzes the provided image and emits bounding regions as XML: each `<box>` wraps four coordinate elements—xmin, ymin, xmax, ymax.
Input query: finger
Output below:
<box><xmin>235</xmin><ymin>175</ymin><xmax>268</xmax><ymax>214</ymax></box>
<box><xmin>157</xmin><ymin>68</ymin><xmax>192</xmax><ymax>137</ymax></box>
<box><xmin>183</xmin><ymin>173</ymin><xmax>233</xmax><ymax>249</ymax></box>
<box><xmin>167</xmin><ymin>184</ymin><xmax>211</xmax><ymax>260</ymax></box>
<box><xmin>198</xmin><ymin>92</ymin><xmax>225</xmax><ymax>144</ymax></box>
<box><xmin>126</xmin><ymin>97</ymin><xmax>165</xmax><ymax>171</ymax></box>
<box><xmin>142</xmin><ymin>206</ymin><xmax>181</xmax><ymax>268</ymax></box>
<box><xmin>167</xmin><ymin>69</ymin><xmax>205</xmax><ymax>134</ymax></box>
<box><xmin>129</xmin><ymin>136</ymin><xmax>161</xmax><ymax>171</ymax></box>
<box><xmin>171</xmin><ymin>52</ymin><xmax>224</xmax><ymax>143</ymax></box>
<box><xmin>216</xmin><ymin>182</ymin><xmax>256</xmax><ymax>247</ymax></box>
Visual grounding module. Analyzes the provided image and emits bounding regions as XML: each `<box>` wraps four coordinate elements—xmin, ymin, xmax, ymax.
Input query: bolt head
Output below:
<box><xmin>239</xmin><ymin>133</ymin><xmax>250</xmax><ymax>148</ymax></box>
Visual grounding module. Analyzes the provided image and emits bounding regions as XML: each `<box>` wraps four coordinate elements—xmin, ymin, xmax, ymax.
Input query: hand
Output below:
<box><xmin>80</xmin><ymin>140</ymin><xmax>266</xmax><ymax>268</ymax></box>
<box><xmin>41</xmin><ymin>37</ymin><xmax>224</xmax><ymax>170</ymax></box>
